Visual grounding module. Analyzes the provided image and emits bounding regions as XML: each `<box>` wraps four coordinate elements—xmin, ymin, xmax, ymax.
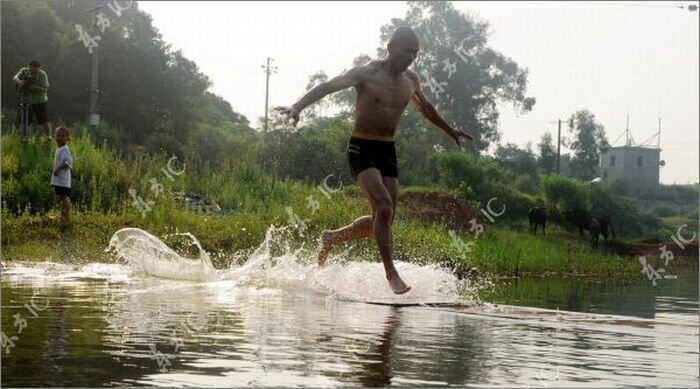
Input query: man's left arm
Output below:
<box><xmin>32</xmin><ymin>71</ymin><xmax>49</xmax><ymax>92</ymax></box>
<box><xmin>407</xmin><ymin>70</ymin><xmax>473</xmax><ymax>146</ymax></box>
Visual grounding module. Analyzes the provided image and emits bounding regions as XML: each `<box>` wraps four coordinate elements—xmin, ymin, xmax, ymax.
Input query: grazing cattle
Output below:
<box><xmin>528</xmin><ymin>207</ymin><xmax>547</xmax><ymax>235</ymax></box>
<box><xmin>563</xmin><ymin>209</ymin><xmax>615</xmax><ymax>242</ymax></box>
<box><xmin>589</xmin><ymin>217</ymin><xmax>601</xmax><ymax>248</ymax></box>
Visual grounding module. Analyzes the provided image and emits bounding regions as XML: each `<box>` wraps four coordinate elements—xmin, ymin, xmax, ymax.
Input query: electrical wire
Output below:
<box><xmin>575</xmin><ymin>1</ymin><xmax>693</xmax><ymax>10</ymax></box>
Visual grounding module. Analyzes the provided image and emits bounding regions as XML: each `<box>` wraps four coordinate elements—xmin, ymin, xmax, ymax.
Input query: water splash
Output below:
<box><xmin>107</xmin><ymin>228</ymin><xmax>218</xmax><ymax>282</ymax></box>
<box><xmin>107</xmin><ymin>226</ymin><xmax>474</xmax><ymax>305</ymax></box>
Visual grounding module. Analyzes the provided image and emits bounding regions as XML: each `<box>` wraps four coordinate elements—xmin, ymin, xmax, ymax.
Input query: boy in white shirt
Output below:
<box><xmin>51</xmin><ymin>127</ymin><xmax>73</xmax><ymax>224</ymax></box>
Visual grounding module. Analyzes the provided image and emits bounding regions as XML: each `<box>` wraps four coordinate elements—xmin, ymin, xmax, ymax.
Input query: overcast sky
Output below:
<box><xmin>137</xmin><ymin>1</ymin><xmax>699</xmax><ymax>184</ymax></box>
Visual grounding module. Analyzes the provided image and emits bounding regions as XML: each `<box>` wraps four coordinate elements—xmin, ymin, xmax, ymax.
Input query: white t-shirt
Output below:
<box><xmin>51</xmin><ymin>145</ymin><xmax>73</xmax><ymax>188</ymax></box>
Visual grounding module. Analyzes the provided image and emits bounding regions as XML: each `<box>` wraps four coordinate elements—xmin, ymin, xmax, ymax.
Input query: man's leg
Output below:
<box><xmin>42</xmin><ymin>121</ymin><xmax>52</xmax><ymax>139</ymax></box>
<box><xmin>358</xmin><ymin>168</ymin><xmax>409</xmax><ymax>294</ymax></box>
<box><xmin>316</xmin><ymin>174</ymin><xmax>399</xmax><ymax>264</ymax></box>
<box><xmin>34</xmin><ymin>103</ymin><xmax>51</xmax><ymax>139</ymax></box>
<box><xmin>316</xmin><ymin>171</ymin><xmax>379</xmax><ymax>265</ymax></box>
<box><xmin>376</xmin><ymin>175</ymin><xmax>408</xmax><ymax>293</ymax></box>
<box><xmin>317</xmin><ymin>215</ymin><xmax>373</xmax><ymax>265</ymax></box>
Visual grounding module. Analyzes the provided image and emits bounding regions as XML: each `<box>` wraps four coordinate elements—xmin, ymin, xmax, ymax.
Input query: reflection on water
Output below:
<box><xmin>1</xmin><ymin>227</ymin><xmax>697</xmax><ymax>387</ymax></box>
<box><xmin>485</xmin><ymin>274</ymin><xmax>699</xmax><ymax>320</ymax></box>
<box><xmin>2</xmin><ymin>262</ymin><xmax>697</xmax><ymax>387</ymax></box>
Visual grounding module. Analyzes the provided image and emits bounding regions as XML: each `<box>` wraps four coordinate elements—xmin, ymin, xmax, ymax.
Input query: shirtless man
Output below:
<box><xmin>276</xmin><ymin>27</ymin><xmax>473</xmax><ymax>294</ymax></box>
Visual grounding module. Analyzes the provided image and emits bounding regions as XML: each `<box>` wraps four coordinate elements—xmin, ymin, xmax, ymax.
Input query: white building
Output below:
<box><xmin>600</xmin><ymin>145</ymin><xmax>661</xmax><ymax>196</ymax></box>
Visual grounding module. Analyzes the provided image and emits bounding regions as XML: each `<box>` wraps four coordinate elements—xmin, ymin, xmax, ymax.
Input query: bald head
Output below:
<box><xmin>387</xmin><ymin>26</ymin><xmax>419</xmax><ymax>72</ymax></box>
<box><xmin>389</xmin><ymin>26</ymin><xmax>419</xmax><ymax>47</ymax></box>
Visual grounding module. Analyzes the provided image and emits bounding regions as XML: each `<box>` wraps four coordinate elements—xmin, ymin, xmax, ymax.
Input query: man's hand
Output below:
<box><xmin>53</xmin><ymin>168</ymin><xmax>60</xmax><ymax>176</ymax></box>
<box><xmin>449</xmin><ymin>128</ymin><xmax>474</xmax><ymax>147</ymax></box>
<box><xmin>274</xmin><ymin>105</ymin><xmax>301</xmax><ymax>127</ymax></box>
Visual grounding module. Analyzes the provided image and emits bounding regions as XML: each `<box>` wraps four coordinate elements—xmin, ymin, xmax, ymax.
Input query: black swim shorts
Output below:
<box><xmin>53</xmin><ymin>185</ymin><xmax>71</xmax><ymax>197</ymax></box>
<box><xmin>347</xmin><ymin>136</ymin><xmax>398</xmax><ymax>180</ymax></box>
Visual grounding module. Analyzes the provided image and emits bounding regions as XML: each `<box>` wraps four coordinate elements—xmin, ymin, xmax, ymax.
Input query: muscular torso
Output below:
<box><xmin>352</xmin><ymin>61</ymin><xmax>416</xmax><ymax>141</ymax></box>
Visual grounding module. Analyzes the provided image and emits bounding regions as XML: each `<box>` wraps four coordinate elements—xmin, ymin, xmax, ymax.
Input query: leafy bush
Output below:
<box><xmin>431</xmin><ymin>152</ymin><xmax>486</xmax><ymax>189</ymax></box>
<box><xmin>541</xmin><ymin>174</ymin><xmax>591</xmax><ymax>211</ymax></box>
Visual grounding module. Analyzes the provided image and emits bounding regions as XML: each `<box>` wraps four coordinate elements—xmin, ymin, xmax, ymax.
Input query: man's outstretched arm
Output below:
<box><xmin>407</xmin><ymin>70</ymin><xmax>474</xmax><ymax>146</ymax></box>
<box><xmin>275</xmin><ymin>66</ymin><xmax>365</xmax><ymax>126</ymax></box>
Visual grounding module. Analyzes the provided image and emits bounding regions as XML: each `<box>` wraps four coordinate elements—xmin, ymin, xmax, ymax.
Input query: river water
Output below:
<box><xmin>1</xmin><ymin>227</ymin><xmax>697</xmax><ymax>387</ymax></box>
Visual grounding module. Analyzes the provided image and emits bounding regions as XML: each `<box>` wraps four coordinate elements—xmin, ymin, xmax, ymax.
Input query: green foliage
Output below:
<box><xmin>432</xmin><ymin>151</ymin><xmax>485</xmax><ymax>189</ymax></box>
<box><xmin>495</xmin><ymin>143</ymin><xmax>538</xmax><ymax>178</ymax></box>
<box><xmin>652</xmin><ymin>206</ymin><xmax>675</xmax><ymax>218</ymax></box>
<box><xmin>1</xmin><ymin>0</ymin><xmax>248</xmax><ymax>154</ymax></box>
<box><xmin>566</xmin><ymin>110</ymin><xmax>610</xmax><ymax>180</ymax></box>
<box><xmin>541</xmin><ymin>174</ymin><xmax>591</xmax><ymax>211</ymax></box>
<box><xmin>591</xmin><ymin>185</ymin><xmax>664</xmax><ymax>238</ymax></box>
<box><xmin>452</xmin><ymin>226</ymin><xmax>638</xmax><ymax>278</ymax></box>
<box><xmin>332</xmin><ymin>1</ymin><xmax>536</xmax><ymax>153</ymax></box>
<box><xmin>644</xmin><ymin>184</ymin><xmax>699</xmax><ymax>205</ymax></box>
<box><xmin>0</xmin><ymin>0</ymin><xmax>675</xmax><ymax>274</ymax></box>
<box><xmin>257</xmin><ymin>117</ymin><xmax>352</xmax><ymax>185</ymax></box>
<box><xmin>480</xmin><ymin>181</ymin><xmax>543</xmax><ymax>220</ymax></box>
<box><xmin>537</xmin><ymin>132</ymin><xmax>557</xmax><ymax>175</ymax></box>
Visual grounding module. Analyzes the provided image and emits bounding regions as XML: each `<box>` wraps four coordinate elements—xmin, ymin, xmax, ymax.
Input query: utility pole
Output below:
<box><xmin>86</xmin><ymin>4</ymin><xmax>104</xmax><ymax>144</ymax></box>
<box><xmin>89</xmin><ymin>45</ymin><xmax>100</xmax><ymax>136</ymax></box>
<box><xmin>557</xmin><ymin>119</ymin><xmax>561</xmax><ymax>175</ymax></box>
<box><xmin>261</xmin><ymin>57</ymin><xmax>277</xmax><ymax>131</ymax></box>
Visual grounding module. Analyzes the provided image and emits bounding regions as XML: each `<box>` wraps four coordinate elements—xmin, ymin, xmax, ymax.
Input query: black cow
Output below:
<box><xmin>589</xmin><ymin>217</ymin><xmax>601</xmax><ymax>248</ymax></box>
<box><xmin>528</xmin><ymin>207</ymin><xmax>547</xmax><ymax>235</ymax></box>
<box><xmin>563</xmin><ymin>209</ymin><xmax>615</xmax><ymax>242</ymax></box>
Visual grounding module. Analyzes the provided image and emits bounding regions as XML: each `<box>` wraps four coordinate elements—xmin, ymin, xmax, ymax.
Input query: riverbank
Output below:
<box><xmin>5</xmin><ymin>187</ymin><xmax>692</xmax><ymax>281</ymax></box>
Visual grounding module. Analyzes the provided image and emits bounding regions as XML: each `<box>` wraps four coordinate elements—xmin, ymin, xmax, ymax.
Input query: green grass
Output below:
<box><xmin>465</xmin><ymin>227</ymin><xmax>639</xmax><ymax>277</ymax></box>
<box><xmin>0</xmin><ymin>186</ymin><xmax>652</xmax><ymax>280</ymax></box>
<box><xmin>0</xmin><ymin>130</ymin><xmax>677</xmax><ymax>280</ymax></box>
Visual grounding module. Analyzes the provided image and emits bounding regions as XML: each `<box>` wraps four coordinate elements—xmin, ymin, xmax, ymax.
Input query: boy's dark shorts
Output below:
<box><xmin>347</xmin><ymin>136</ymin><xmax>398</xmax><ymax>180</ymax></box>
<box><xmin>53</xmin><ymin>185</ymin><xmax>71</xmax><ymax>197</ymax></box>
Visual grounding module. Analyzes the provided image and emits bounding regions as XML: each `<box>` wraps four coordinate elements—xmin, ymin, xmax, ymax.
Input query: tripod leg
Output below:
<box><xmin>21</xmin><ymin>104</ymin><xmax>29</xmax><ymax>141</ymax></box>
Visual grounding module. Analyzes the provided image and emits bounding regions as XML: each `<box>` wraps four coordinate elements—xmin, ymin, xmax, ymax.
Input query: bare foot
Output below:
<box><xmin>387</xmin><ymin>274</ymin><xmax>411</xmax><ymax>295</ymax></box>
<box><xmin>316</xmin><ymin>230</ymin><xmax>333</xmax><ymax>266</ymax></box>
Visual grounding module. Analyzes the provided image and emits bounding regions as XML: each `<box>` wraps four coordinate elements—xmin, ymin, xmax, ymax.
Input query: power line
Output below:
<box><xmin>576</xmin><ymin>1</ymin><xmax>697</xmax><ymax>10</ymax></box>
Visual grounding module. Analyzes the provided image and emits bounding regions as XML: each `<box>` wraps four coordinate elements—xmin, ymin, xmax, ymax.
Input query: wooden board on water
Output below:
<box><xmin>357</xmin><ymin>299</ymin><xmax>464</xmax><ymax>307</ymax></box>
<box><xmin>363</xmin><ymin>301</ymin><xmax>464</xmax><ymax>307</ymax></box>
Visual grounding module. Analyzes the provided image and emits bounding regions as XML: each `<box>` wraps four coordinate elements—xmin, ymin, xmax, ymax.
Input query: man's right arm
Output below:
<box><xmin>292</xmin><ymin>66</ymin><xmax>365</xmax><ymax>112</ymax></box>
<box><xmin>275</xmin><ymin>65</ymin><xmax>367</xmax><ymax>126</ymax></box>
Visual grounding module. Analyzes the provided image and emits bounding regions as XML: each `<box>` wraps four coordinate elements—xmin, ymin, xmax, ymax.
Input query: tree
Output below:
<box><xmin>1</xmin><ymin>0</ymin><xmax>250</xmax><ymax>154</ymax></box>
<box><xmin>541</xmin><ymin>175</ymin><xmax>591</xmax><ymax>212</ymax></box>
<box><xmin>537</xmin><ymin>132</ymin><xmax>557</xmax><ymax>175</ymax></box>
<box><xmin>495</xmin><ymin>142</ymin><xmax>538</xmax><ymax>177</ymax></box>
<box><xmin>374</xmin><ymin>1</ymin><xmax>536</xmax><ymax>153</ymax></box>
<box><xmin>302</xmin><ymin>70</ymin><xmax>329</xmax><ymax>121</ymax></box>
<box><xmin>566</xmin><ymin>110</ymin><xmax>610</xmax><ymax>180</ymax></box>
<box><xmin>330</xmin><ymin>53</ymin><xmax>372</xmax><ymax>113</ymax></box>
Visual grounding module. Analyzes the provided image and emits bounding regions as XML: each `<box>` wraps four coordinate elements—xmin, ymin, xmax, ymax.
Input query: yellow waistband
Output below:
<box><xmin>351</xmin><ymin>131</ymin><xmax>395</xmax><ymax>142</ymax></box>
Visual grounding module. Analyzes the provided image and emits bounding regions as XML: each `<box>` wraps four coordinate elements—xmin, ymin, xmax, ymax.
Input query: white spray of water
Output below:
<box><xmin>107</xmin><ymin>228</ymin><xmax>218</xmax><ymax>282</ymax></box>
<box><xmin>107</xmin><ymin>226</ymin><xmax>471</xmax><ymax>305</ymax></box>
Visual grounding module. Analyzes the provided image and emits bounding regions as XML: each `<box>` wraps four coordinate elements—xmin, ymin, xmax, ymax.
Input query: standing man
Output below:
<box><xmin>13</xmin><ymin>60</ymin><xmax>52</xmax><ymax>139</ymax></box>
<box><xmin>276</xmin><ymin>26</ymin><xmax>473</xmax><ymax>294</ymax></box>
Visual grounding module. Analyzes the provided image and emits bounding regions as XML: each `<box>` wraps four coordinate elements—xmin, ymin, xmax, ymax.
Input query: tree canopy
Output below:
<box><xmin>1</xmin><ymin>0</ymin><xmax>248</xmax><ymax>156</ymax></box>
<box><xmin>566</xmin><ymin>109</ymin><xmax>610</xmax><ymax>180</ymax></box>
<box><xmin>333</xmin><ymin>1</ymin><xmax>536</xmax><ymax>153</ymax></box>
